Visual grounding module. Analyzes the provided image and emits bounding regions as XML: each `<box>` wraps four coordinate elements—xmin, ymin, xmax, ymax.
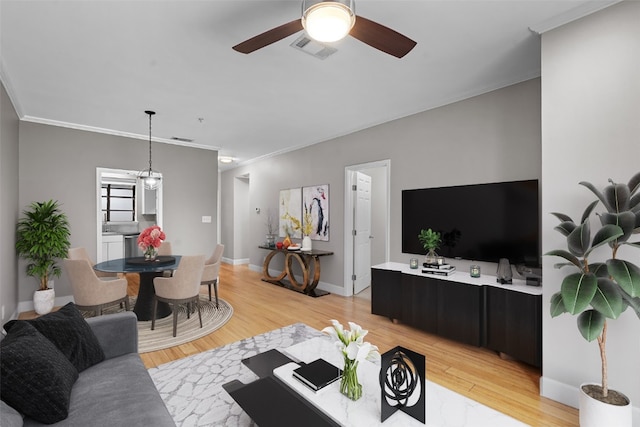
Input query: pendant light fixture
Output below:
<box><xmin>139</xmin><ymin>110</ymin><xmax>161</xmax><ymax>190</ymax></box>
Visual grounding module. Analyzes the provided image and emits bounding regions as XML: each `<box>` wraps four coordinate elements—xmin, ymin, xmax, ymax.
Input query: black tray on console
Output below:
<box><xmin>125</xmin><ymin>256</ymin><xmax>175</xmax><ymax>266</ymax></box>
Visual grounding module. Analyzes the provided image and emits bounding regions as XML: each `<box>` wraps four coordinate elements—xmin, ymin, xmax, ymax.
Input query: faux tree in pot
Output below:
<box><xmin>418</xmin><ymin>228</ymin><xmax>441</xmax><ymax>264</ymax></box>
<box><xmin>16</xmin><ymin>200</ymin><xmax>71</xmax><ymax>315</ymax></box>
<box><xmin>546</xmin><ymin>172</ymin><xmax>640</xmax><ymax>426</ymax></box>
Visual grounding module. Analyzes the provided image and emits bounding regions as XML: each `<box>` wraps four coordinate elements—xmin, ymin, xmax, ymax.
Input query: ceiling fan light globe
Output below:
<box><xmin>302</xmin><ymin>2</ymin><xmax>355</xmax><ymax>43</ymax></box>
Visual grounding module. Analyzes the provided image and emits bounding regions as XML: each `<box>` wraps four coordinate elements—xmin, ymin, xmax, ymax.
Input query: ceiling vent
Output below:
<box><xmin>171</xmin><ymin>136</ymin><xmax>194</xmax><ymax>143</ymax></box>
<box><xmin>290</xmin><ymin>34</ymin><xmax>337</xmax><ymax>60</ymax></box>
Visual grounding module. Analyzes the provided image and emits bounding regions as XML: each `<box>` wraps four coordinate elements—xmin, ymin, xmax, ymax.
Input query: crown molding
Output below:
<box><xmin>20</xmin><ymin>115</ymin><xmax>219</xmax><ymax>151</ymax></box>
<box><xmin>529</xmin><ymin>0</ymin><xmax>621</xmax><ymax>34</ymax></box>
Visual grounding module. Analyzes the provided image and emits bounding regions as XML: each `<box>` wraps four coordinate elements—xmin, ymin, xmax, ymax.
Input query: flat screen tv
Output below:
<box><xmin>402</xmin><ymin>179</ymin><xmax>540</xmax><ymax>266</ymax></box>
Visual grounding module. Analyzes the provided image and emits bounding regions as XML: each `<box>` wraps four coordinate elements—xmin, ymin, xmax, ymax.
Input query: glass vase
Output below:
<box><xmin>424</xmin><ymin>249</ymin><xmax>438</xmax><ymax>265</ymax></box>
<box><xmin>265</xmin><ymin>234</ymin><xmax>276</xmax><ymax>248</ymax></box>
<box><xmin>144</xmin><ymin>247</ymin><xmax>158</xmax><ymax>261</ymax></box>
<box><xmin>340</xmin><ymin>357</ymin><xmax>362</xmax><ymax>401</ymax></box>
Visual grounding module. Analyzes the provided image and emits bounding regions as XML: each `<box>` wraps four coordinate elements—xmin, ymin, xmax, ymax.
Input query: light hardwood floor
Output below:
<box><xmin>130</xmin><ymin>263</ymin><xmax>578</xmax><ymax>426</ymax></box>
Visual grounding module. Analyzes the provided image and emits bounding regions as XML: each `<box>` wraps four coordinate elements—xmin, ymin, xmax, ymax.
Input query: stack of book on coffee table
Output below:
<box><xmin>422</xmin><ymin>263</ymin><xmax>456</xmax><ymax>276</ymax></box>
<box><xmin>292</xmin><ymin>359</ymin><xmax>342</xmax><ymax>392</ymax></box>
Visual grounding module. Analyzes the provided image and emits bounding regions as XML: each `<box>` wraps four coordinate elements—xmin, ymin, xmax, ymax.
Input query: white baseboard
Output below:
<box><xmin>540</xmin><ymin>376</ymin><xmax>579</xmax><ymax>408</ymax></box>
<box><xmin>250</xmin><ymin>265</ymin><xmax>348</xmax><ymax>296</ymax></box>
<box><xmin>541</xmin><ymin>376</ymin><xmax>640</xmax><ymax>427</ymax></box>
<box><xmin>222</xmin><ymin>257</ymin><xmax>249</xmax><ymax>265</ymax></box>
<box><xmin>316</xmin><ymin>281</ymin><xmax>348</xmax><ymax>296</ymax></box>
<box><xmin>17</xmin><ymin>295</ymin><xmax>75</xmax><ymax>314</ymax></box>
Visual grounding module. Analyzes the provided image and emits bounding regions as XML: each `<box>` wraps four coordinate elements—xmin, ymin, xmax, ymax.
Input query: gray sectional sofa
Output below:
<box><xmin>1</xmin><ymin>310</ymin><xmax>175</xmax><ymax>427</ymax></box>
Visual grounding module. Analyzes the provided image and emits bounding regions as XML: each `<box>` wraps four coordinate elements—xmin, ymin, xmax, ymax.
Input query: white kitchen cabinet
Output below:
<box><xmin>101</xmin><ymin>234</ymin><xmax>124</xmax><ymax>262</ymax></box>
<box><xmin>141</xmin><ymin>187</ymin><xmax>157</xmax><ymax>215</ymax></box>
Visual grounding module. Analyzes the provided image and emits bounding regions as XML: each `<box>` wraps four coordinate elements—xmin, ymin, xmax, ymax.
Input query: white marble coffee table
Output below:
<box><xmin>276</xmin><ymin>337</ymin><xmax>528</xmax><ymax>427</ymax></box>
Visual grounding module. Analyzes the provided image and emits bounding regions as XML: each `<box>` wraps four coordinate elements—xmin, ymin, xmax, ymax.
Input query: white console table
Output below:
<box><xmin>276</xmin><ymin>336</ymin><xmax>527</xmax><ymax>427</ymax></box>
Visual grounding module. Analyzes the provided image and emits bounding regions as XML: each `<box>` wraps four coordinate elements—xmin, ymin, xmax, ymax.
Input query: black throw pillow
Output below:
<box><xmin>0</xmin><ymin>322</ymin><xmax>79</xmax><ymax>424</ymax></box>
<box><xmin>4</xmin><ymin>302</ymin><xmax>105</xmax><ymax>372</ymax></box>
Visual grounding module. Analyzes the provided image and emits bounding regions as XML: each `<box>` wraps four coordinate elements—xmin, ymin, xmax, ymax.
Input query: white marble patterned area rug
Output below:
<box><xmin>149</xmin><ymin>323</ymin><xmax>527</xmax><ymax>427</ymax></box>
<box><xmin>148</xmin><ymin>323</ymin><xmax>323</xmax><ymax>426</ymax></box>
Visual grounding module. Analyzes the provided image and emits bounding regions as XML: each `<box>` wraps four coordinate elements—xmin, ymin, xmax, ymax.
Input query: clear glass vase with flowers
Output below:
<box><xmin>137</xmin><ymin>225</ymin><xmax>166</xmax><ymax>260</ymax></box>
<box><xmin>322</xmin><ymin>319</ymin><xmax>380</xmax><ymax>401</ymax></box>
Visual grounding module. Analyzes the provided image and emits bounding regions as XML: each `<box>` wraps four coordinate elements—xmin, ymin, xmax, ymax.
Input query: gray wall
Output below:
<box><xmin>220</xmin><ymin>78</ymin><xmax>541</xmax><ymax>295</ymax></box>
<box><xmin>16</xmin><ymin>122</ymin><xmax>218</xmax><ymax>304</ymax></box>
<box><xmin>1</xmin><ymin>82</ymin><xmax>20</xmax><ymax>322</ymax></box>
<box><xmin>540</xmin><ymin>1</ymin><xmax>640</xmax><ymax>420</ymax></box>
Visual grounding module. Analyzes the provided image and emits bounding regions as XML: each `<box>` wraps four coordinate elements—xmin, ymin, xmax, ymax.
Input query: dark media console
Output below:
<box><xmin>371</xmin><ymin>262</ymin><xmax>542</xmax><ymax>368</ymax></box>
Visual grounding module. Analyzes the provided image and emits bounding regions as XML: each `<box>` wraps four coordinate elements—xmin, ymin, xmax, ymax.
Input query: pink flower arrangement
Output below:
<box><xmin>137</xmin><ymin>225</ymin><xmax>166</xmax><ymax>252</ymax></box>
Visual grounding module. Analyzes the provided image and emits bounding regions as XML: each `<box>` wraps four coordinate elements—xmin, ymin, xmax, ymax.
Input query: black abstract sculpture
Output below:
<box><xmin>379</xmin><ymin>346</ymin><xmax>425</xmax><ymax>424</ymax></box>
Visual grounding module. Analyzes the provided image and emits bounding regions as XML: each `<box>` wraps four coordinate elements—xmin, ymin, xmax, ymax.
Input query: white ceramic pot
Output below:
<box><xmin>579</xmin><ymin>383</ymin><xmax>632</xmax><ymax>427</ymax></box>
<box><xmin>33</xmin><ymin>288</ymin><xmax>55</xmax><ymax>315</ymax></box>
<box><xmin>302</xmin><ymin>236</ymin><xmax>312</xmax><ymax>251</ymax></box>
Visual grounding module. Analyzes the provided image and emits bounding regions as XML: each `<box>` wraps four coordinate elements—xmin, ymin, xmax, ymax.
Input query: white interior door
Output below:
<box><xmin>353</xmin><ymin>171</ymin><xmax>372</xmax><ymax>294</ymax></box>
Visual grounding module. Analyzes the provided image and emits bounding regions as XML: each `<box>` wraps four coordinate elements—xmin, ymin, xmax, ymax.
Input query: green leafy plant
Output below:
<box><xmin>418</xmin><ymin>228</ymin><xmax>441</xmax><ymax>253</ymax></box>
<box><xmin>547</xmin><ymin>172</ymin><xmax>640</xmax><ymax>401</ymax></box>
<box><xmin>16</xmin><ymin>200</ymin><xmax>71</xmax><ymax>291</ymax></box>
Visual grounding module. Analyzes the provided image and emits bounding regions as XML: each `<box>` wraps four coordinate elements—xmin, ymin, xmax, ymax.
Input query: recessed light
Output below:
<box><xmin>219</xmin><ymin>156</ymin><xmax>234</xmax><ymax>164</ymax></box>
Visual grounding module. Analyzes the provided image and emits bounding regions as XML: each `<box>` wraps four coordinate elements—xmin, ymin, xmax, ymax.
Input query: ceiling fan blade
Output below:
<box><xmin>233</xmin><ymin>19</ymin><xmax>304</xmax><ymax>54</ymax></box>
<box><xmin>350</xmin><ymin>16</ymin><xmax>416</xmax><ymax>58</ymax></box>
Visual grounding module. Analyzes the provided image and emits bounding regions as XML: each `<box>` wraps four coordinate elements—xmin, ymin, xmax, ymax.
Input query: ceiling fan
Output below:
<box><xmin>232</xmin><ymin>0</ymin><xmax>417</xmax><ymax>58</ymax></box>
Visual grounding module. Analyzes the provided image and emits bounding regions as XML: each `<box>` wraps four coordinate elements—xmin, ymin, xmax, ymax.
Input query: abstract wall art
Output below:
<box><xmin>302</xmin><ymin>185</ymin><xmax>329</xmax><ymax>241</ymax></box>
<box><xmin>279</xmin><ymin>188</ymin><xmax>302</xmax><ymax>238</ymax></box>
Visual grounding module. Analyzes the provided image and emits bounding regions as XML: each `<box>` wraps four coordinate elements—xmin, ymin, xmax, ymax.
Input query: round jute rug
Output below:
<box><xmin>84</xmin><ymin>295</ymin><xmax>233</xmax><ymax>353</ymax></box>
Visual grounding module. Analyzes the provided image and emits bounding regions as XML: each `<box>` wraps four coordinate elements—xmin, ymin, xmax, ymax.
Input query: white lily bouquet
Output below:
<box><xmin>322</xmin><ymin>319</ymin><xmax>380</xmax><ymax>401</ymax></box>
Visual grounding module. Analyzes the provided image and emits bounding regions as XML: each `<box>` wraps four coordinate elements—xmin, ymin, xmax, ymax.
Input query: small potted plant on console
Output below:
<box><xmin>418</xmin><ymin>228</ymin><xmax>441</xmax><ymax>265</ymax></box>
<box><xmin>546</xmin><ymin>172</ymin><xmax>640</xmax><ymax>427</ymax></box>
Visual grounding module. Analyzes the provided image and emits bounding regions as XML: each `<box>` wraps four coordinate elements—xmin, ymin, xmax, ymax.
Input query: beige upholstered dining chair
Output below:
<box><xmin>201</xmin><ymin>244</ymin><xmax>224</xmax><ymax>308</ymax></box>
<box><xmin>157</xmin><ymin>241</ymin><xmax>172</xmax><ymax>256</ymax></box>
<box><xmin>152</xmin><ymin>255</ymin><xmax>205</xmax><ymax>337</ymax></box>
<box><xmin>63</xmin><ymin>259</ymin><xmax>130</xmax><ymax>316</ymax></box>
<box><xmin>156</xmin><ymin>241</ymin><xmax>174</xmax><ymax>277</ymax></box>
<box><xmin>68</xmin><ymin>247</ymin><xmax>117</xmax><ymax>279</ymax></box>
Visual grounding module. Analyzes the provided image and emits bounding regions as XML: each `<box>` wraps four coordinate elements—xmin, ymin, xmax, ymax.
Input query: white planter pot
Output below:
<box><xmin>579</xmin><ymin>383</ymin><xmax>632</xmax><ymax>427</ymax></box>
<box><xmin>33</xmin><ymin>288</ymin><xmax>55</xmax><ymax>315</ymax></box>
<box><xmin>302</xmin><ymin>236</ymin><xmax>312</xmax><ymax>251</ymax></box>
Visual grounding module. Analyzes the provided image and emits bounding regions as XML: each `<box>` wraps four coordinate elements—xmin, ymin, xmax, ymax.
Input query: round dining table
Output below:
<box><xmin>94</xmin><ymin>256</ymin><xmax>181</xmax><ymax>321</ymax></box>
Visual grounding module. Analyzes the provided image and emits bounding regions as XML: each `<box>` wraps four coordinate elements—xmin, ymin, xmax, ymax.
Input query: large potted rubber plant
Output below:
<box><xmin>547</xmin><ymin>172</ymin><xmax>640</xmax><ymax>427</ymax></box>
<box><xmin>16</xmin><ymin>200</ymin><xmax>71</xmax><ymax>315</ymax></box>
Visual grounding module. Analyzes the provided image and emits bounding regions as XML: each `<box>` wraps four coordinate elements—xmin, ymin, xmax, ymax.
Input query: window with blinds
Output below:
<box><xmin>101</xmin><ymin>183</ymin><xmax>136</xmax><ymax>222</ymax></box>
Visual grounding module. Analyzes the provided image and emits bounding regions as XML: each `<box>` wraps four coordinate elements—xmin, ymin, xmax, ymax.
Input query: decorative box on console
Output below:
<box><xmin>518</xmin><ymin>265</ymin><xmax>542</xmax><ymax>287</ymax></box>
